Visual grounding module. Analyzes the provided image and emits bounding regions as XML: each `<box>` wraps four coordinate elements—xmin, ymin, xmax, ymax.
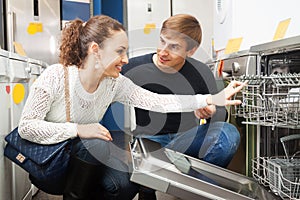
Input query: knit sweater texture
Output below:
<box><xmin>19</xmin><ymin>64</ymin><xmax>209</xmax><ymax>144</ymax></box>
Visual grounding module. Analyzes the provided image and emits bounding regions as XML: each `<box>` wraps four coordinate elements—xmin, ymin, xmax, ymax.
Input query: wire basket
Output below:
<box><xmin>253</xmin><ymin>157</ymin><xmax>300</xmax><ymax>199</ymax></box>
<box><xmin>268</xmin><ymin>158</ymin><xmax>300</xmax><ymax>199</ymax></box>
<box><xmin>232</xmin><ymin>73</ymin><xmax>300</xmax><ymax>128</ymax></box>
<box><xmin>252</xmin><ymin>134</ymin><xmax>300</xmax><ymax>199</ymax></box>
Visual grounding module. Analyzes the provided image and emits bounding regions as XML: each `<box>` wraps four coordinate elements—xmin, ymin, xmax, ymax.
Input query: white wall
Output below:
<box><xmin>214</xmin><ymin>0</ymin><xmax>300</xmax><ymax>51</ymax></box>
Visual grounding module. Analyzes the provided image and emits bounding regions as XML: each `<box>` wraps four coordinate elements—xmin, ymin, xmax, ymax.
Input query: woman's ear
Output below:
<box><xmin>89</xmin><ymin>41</ymin><xmax>99</xmax><ymax>54</ymax></box>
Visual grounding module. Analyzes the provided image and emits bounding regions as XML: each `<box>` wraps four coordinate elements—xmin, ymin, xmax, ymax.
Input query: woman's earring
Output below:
<box><xmin>95</xmin><ymin>60</ymin><xmax>100</xmax><ymax>69</ymax></box>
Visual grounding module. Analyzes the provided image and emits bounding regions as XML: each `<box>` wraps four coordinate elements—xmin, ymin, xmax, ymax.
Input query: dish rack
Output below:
<box><xmin>231</xmin><ymin>73</ymin><xmax>300</xmax><ymax>129</ymax></box>
<box><xmin>252</xmin><ymin>134</ymin><xmax>300</xmax><ymax>199</ymax></box>
<box><xmin>229</xmin><ymin>73</ymin><xmax>300</xmax><ymax>198</ymax></box>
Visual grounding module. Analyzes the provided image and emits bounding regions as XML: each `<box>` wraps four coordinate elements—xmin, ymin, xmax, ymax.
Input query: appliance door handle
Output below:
<box><xmin>34</xmin><ymin>0</ymin><xmax>39</xmax><ymax>20</ymax></box>
<box><xmin>7</xmin><ymin>11</ymin><xmax>15</xmax><ymax>52</ymax></box>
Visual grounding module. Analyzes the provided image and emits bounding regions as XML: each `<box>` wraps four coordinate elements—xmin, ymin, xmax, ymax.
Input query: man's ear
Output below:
<box><xmin>187</xmin><ymin>46</ymin><xmax>198</xmax><ymax>57</ymax></box>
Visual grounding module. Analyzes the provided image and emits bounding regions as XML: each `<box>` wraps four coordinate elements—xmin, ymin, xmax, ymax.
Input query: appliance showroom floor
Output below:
<box><xmin>32</xmin><ymin>190</ymin><xmax>182</xmax><ymax>200</ymax></box>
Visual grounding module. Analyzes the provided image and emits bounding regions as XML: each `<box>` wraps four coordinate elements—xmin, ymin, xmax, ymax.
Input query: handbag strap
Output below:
<box><xmin>63</xmin><ymin>66</ymin><xmax>71</xmax><ymax>122</ymax></box>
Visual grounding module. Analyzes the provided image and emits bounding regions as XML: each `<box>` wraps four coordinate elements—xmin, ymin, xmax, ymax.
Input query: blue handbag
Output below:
<box><xmin>4</xmin><ymin>127</ymin><xmax>71</xmax><ymax>181</ymax></box>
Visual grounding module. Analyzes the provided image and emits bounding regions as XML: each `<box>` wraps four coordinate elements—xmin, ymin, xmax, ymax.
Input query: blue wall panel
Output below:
<box><xmin>101</xmin><ymin>0</ymin><xmax>123</xmax><ymax>23</ymax></box>
<box><xmin>93</xmin><ymin>0</ymin><xmax>102</xmax><ymax>15</ymax></box>
<box><xmin>62</xmin><ymin>0</ymin><xmax>90</xmax><ymax>21</ymax></box>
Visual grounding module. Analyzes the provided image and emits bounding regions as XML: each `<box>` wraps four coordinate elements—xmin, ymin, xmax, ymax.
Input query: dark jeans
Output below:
<box><xmin>139</xmin><ymin>121</ymin><xmax>240</xmax><ymax>167</ymax></box>
<box><xmin>71</xmin><ymin>137</ymin><xmax>139</xmax><ymax>200</ymax></box>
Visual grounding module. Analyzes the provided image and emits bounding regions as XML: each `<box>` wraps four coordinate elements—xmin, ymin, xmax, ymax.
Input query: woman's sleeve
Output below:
<box><xmin>114</xmin><ymin>75</ymin><xmax>210</xmax><ymax>113</ymax></box>
<box><xmin>18</xmin><ymin>66</ymin><xmax>77</xmax><ymax>144</ymax></box>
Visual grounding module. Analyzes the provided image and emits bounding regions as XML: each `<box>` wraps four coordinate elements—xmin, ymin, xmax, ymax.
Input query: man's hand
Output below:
<box><xmin>194</xmin><ymin>105</ymin><xmax>216</xmax><ymax>119</ymax></box>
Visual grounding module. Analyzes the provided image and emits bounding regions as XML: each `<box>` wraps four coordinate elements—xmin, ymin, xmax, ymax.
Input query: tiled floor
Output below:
<box><xmin>32</xmin><ymin>190</ymin><xmax>182</xmax><ymax>200</ymax></box>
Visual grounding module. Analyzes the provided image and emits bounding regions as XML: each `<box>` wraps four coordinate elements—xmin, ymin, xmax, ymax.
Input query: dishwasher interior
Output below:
<box><xmin>233</xmin><ymin>35</ymin><xmax>300</xmax><ymax>200</ymax></box>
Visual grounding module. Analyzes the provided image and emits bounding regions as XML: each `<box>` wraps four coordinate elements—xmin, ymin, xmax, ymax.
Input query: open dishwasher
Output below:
<box><xmin>237</xmin><ymin>73</ymin><xmax>300</xmax><ymax>199</ymax></box>
<box><xmin>129</xmin><ymin>138</ymin><xmax>278</xmax><ymax>200</ymax></box>
<box><xmin>232</xmin><ymin>35</ymin><xmax>300</xmax><ymax>199</ymax></box>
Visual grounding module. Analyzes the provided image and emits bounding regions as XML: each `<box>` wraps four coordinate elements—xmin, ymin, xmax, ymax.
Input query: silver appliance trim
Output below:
<box><xmin>250</xmin><ymin>35</ymin><xmax>300</xmax><ymax>56</ymax></box>
<box><xmin>129</xmin><ymin>138</ymin><xmax>278</xmax><ymax>200</ymax></box>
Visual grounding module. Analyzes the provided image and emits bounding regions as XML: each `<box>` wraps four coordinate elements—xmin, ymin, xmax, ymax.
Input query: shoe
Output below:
<box><xmin>138</xmin><ymin>187</ymin><xmax>157</xmax><ymax>200</ymax></box>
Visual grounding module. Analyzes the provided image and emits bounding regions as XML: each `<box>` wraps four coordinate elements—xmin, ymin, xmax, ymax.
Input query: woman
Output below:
<box><xmin>18</xmin><ymin>15</ymin><xmax>245</xmax><ymax>200</ymax></box>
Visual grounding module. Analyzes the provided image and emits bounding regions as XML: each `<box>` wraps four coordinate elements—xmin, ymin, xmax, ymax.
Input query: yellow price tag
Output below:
<box><xmin>224</xmin><ymin>37</ymin><xmax>243</xmax><ymax>54</ymax></box>
<box><xmin>27</xmin><ymin>22</ymin><xmax>43</xmax><ymax>35</ymax></box>
<box><xmin>273</xmin><ymin>18</ymin><xmax>291</xmax><ymax>41</ymax></box>
<box><xmin>13</xmin><ymin>42</ymin><xmax>27</xmax><ymax>56</ymax></box>
<box><xmin>143</xmin><ymin>23</ymin><xmax>156</xmax><ymax>34</ymax></box>
<box><xmin>12</xmin><ymin>83</ymin><xmax>26</xmax><ymax>104</ymax></box>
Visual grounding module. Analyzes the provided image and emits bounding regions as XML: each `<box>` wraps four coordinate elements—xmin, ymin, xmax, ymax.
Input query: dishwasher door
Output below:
<box><xmin>129</xmin><ymin>138</ymin><xmax>279</xmax><ymax>200</ymax></box>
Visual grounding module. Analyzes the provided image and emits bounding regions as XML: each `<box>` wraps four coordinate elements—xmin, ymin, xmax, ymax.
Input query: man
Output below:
<box><xmin>122</xmin><ymin>14</ymin><xmax>240</xmax><ymax>200</ymax></box>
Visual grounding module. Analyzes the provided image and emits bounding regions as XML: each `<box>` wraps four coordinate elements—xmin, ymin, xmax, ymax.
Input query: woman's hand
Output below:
<box><xmin>76</xmin><ymin>123</ymin><xmax>112</xmax><ymax>141</ymax></box>
<box><xmin>207</xmin><ymin>80</ymin><xmax>247</xmax><ymax>106</ymax></box>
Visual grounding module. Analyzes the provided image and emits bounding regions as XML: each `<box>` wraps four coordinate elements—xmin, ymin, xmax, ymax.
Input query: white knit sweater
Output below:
<box><xmin>18</xmin><ymin>64</ymin><xmax>209</xmax><ymax>144</ymax></box>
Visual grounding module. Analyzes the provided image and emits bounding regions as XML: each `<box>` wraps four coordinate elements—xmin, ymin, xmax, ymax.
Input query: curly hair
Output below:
<box><xmin>59</xmin><ymin>15</ymin><xmax>125</xmax><ymax>67</ymax></box>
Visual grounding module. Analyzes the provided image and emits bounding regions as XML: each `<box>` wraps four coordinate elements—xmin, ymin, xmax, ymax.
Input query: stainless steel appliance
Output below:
<box><xmin>126</xmin><ymin>0</ymin><xmax>171</xmax><ymax>58</ymax></box>
<box><xmin>245</xmin><ymin>35</ymin><xmax>300</xmax><ymax>158</ymax></box>
<box><xmin>0</xmin><ymin>0</ymin><xmax>5</xmax><ymax>49</ymax></box>
<box><xmin>1</xmin><ymin>1</ymin><xmax>60</xmax><ymax>198</ymax></box>
<box><xmin>4</xmin><ymin>54</ymin><xmax>49</xmax><ymax>200</ymax></box>
<box><xmin>0</xmin><ymin>49</ymin><xmax>13</xmax><ymax>200</ymax></box>
<box><xmin>236</xmin><ymin>35</ymin><xmax>300</xmax><ymax>199</ymax></box>
<box><xmin>0</xmin><ymin>48</ymin><xmax>49</xmax><ymax>200</ymax></box>
<box><xmin>129</xmin><ymin>138</ymin><xmax>279</xmax><ymax>200</ymax></box>
<box><xmin>4</xmin><ymin>0</ymin><xmax>61</xmax><ymax>64</ymax></box>
<box><xmin>8</xmin><ymin>52</ymin><xmax>31</xmax><ymax>200</ymax></box>
<box><xmin>0</xmin><ymin>49</ymin><xmax>31</xmax><ymax>200</ymax></box>
<box><xmin>1</xmin><ymin>1</ymin><xmax>60</xmax><ymax>197</ymax></box>
<box><xmin>212</xmin><ymin>50</ymin><xmax>259</xmax><ymax>176</ymax></box>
